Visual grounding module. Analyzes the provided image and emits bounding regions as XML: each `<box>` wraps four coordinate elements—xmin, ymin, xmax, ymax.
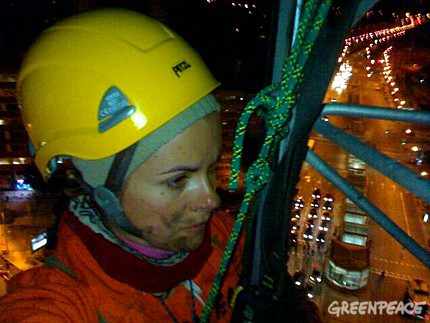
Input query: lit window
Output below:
<box><xmin>341</xmin><ymin>233</ymin><xmax>367</xmax><ymax>246</ymax></box>
<box><xmin>344</xmin><ymin>213</ymin><xmax>367</xmax><ymax>225</ymax></box>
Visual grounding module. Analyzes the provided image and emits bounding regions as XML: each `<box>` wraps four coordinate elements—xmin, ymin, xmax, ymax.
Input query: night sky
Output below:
<box><xmin>0</xmin><ymin>0</ymin><xmax>429</xmax><ymax>88</ymax></box>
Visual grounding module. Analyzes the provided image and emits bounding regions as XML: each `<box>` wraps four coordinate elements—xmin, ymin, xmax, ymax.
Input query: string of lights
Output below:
<box><xmin>338</xmin><ymin>12</ymin><xmax>428</xmax><ymax>64</ymax></box>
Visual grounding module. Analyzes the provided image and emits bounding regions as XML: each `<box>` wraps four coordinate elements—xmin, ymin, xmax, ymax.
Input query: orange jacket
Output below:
<box><xmin>0</xmin><ymin>211</ymin><xmax>243</xmax><ymax>323</ymax></box>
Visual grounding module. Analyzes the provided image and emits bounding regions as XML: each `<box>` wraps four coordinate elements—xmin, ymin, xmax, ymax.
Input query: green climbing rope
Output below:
<box><xmin>199</xmin><ymin>1</ymin><xmax>333</xmax><ymax>321</ymax></box>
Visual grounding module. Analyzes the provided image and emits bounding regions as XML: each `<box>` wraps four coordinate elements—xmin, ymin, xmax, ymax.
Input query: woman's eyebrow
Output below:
<box><xmin>158</xmin><ymin>152</ymin><xmax>221</xmax><ymax>175</ymax></box>
<box><xmin>158</xmin><ymin>165</ymin><xmax>200</xmax><ymax>175</ymax></box>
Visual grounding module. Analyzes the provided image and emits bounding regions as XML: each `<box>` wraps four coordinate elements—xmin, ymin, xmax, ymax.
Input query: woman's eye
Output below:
<box><xmin>167</xmin><ymin>175</ymin><xmax>188</xmax><ymax>189</ymax></box>
<box><xmin>209</xmin><ymin>163</ymin><xmax>218</xmax><ymax>174</ymax></box>
<box><xmin>209</xmin><ymin>167</ymin><xmax>217</xmax><ymax>179</ymax></box>
<box><xmin>208</xmin><ymin>165</ymin><xmax>218</xmax><ymax>184</ymax></box>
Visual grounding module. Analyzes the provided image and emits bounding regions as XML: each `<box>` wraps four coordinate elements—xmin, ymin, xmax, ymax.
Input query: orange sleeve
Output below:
<box><xmin>212</xmin><ymin>212</ymin><xmax>245</xmax><ymax>270</ymax></box>
<box><xmin>0</xmin><ymin>268</ymin><xmax>99</xmax><ymax>323</ymax></box>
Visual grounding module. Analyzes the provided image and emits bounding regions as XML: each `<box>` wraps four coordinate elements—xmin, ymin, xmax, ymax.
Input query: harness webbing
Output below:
<box><xmin>98</xmin><ymin>142</ymin><xmax>142</xmax><ymax>236</ymax></box>
<box><xmin>105</xmin><ymin>143</ymin><xmax>138</xmax><ymax>195</ymax></box>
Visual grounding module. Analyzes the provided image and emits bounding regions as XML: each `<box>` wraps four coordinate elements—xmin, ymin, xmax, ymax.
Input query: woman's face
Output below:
<box><xmin>118</xmin><ymin>112</ymin><xmax>222</xmax><ymax>252</ymax></box>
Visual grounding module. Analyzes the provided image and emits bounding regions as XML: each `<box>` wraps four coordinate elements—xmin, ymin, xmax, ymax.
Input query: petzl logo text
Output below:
<box><xmin>172</xmin><ymin>60</ymin><xmax>191</xmax><ymax>77</ymax></box>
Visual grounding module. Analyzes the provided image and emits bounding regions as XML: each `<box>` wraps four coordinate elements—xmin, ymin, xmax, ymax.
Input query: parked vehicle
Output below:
<box><xmin>308</xmin><ymin>208</ymin><xmax>318</xmax><ymax>219</ymax></box>
<box><xmin>292</xmin><ymin>211</ymin><xmax>301</xmax><ymax>220</ymax></box>
<box><xmin>403</xmin><ymin>279</ymin><xmax>429</xmax><ymax>320</ymax></box>
<box><xmin>322</xmin><ymin>201</ymin><xmax>333</xmax><ymax>211</ymax></box>
<box><xmin>303</xmin><ymin>227</ymin><xmax>314</xmax><ymax>241</ymax></box>
<box><xmin>306</xmin><ymin>218</ymin><xmax>315</xmax><ymax>229</ymax></box>
<box><xmin>290</xmin><ymin>221</ymin><xmax>300</xmax><ymax>234</ymax></box>
<box><xmin>316</xmin><ymin>231</ymin><xmax>327</xmax><ymax>245</ymax></box>
<box><xmin>312</xmin><ymin>188</ymin><xmax>321</xmax><ymax>200</ymax></box>
<box><xmin>321</xmin><ymin>212</ymin><xmax>331</xmax><ymax>221</ymax></box>
<box><xmin>289</xmin><ymin>232</ymin><xmax>298</xmax><ymax>247</ymax></box>
<box><xmin>293</xmin><ymin>197</ymin><xmax>305</xmax><ymax>210</ymax></box>
<box><xmin>305</xmin><ymin>285</ymin><xmax>315</xmax><ymax>299</ymax></box>
<box><xmin>323</xmin><ymin>194</ymin><xmax>334</xmax><ymax>202</ymax></box>
<box><xmin>293</xmin><ymin>271</ymin><xmax>306</xmax><ymax>287</ymax></box>
<box><xmin>319</xmin><ymin>219</ymin><xmax>330</xmax><ymax>232</ymax></box>
<box><xmin>310</xmin><ymin>199</ymin><xmax>320</xmax><ymax>208</ymax></box>
<box><xmin>309</xmin><ymin>269</ymin><xmax>323</xmax><ymax>285</ymax></box>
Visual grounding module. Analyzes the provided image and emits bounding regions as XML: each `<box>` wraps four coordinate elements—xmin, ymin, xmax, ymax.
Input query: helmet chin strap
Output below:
<box><xmin>92</xmin><ymin>142</ymin><xmax>143</xmax><ymax>237</ymax></box>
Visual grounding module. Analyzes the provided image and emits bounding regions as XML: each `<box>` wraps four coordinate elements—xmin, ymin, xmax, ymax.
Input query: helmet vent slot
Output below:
<box><xmin>98</xmin><ymin>86</ymin><xmax>136</xmax><ymax>133</ymax></box>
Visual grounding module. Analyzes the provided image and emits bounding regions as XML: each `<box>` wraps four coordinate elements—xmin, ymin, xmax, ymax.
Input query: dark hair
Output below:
<box><xmin>44</xmin><ymin>161</ymin><xmax>88</xmax><ymax>250</ymax></box>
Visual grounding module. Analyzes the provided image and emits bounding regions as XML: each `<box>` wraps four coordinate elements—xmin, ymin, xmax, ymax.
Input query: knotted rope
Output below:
<box><xmin>200</xmin><ymin>1</ymin><xmax>333</xmax><ymax>321</ymax></box>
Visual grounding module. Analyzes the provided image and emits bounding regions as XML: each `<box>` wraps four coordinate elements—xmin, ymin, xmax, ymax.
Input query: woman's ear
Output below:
<box><xmin>47</xmin><ymin>165</ymin><xmax>88</xmax><ymax>197</ymax></box>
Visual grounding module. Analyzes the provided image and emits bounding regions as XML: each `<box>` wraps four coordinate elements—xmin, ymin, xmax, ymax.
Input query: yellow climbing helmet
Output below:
<box><xmin>18</xmin><ymin>8</ymin><xmax>219</xmax><ymax>180</ymax></box>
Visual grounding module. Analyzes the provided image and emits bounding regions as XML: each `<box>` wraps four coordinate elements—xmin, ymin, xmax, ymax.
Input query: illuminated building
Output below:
<box><xmin>0</xmin><ymin>77</ymin><xmax>32</xmax><ymax>190</ymax></box>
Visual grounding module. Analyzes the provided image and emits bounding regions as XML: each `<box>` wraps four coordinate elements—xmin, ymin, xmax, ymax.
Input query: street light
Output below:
<box><xmin>420</xmin><ymin>171</ymin><xmax>428</xmax><ymax>177</ymax></box>
<box><xmin>411</xmin><ymin>145</ymin><xmax>420</xmax><ymax>152</ymax></box>
<box><xmin>405</xmin><ymin>128</ymin><xmax>413</xmax><ymax>135</ymax></box>
<box><xmin>424</xmin><ymin>212</ymin><xmax>429</xmax><ymax>223</ymax></box>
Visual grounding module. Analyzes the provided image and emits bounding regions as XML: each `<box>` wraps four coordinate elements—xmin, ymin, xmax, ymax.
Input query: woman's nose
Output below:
<box><xmin>205</xmin><ymin>187</ymin><xmax>221</xmax><ymax>210</ymax></box>
<box><xmin>193</xmin><ymin>177</ymin><xmax>221</xmax><ymax>212</ymax></box>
